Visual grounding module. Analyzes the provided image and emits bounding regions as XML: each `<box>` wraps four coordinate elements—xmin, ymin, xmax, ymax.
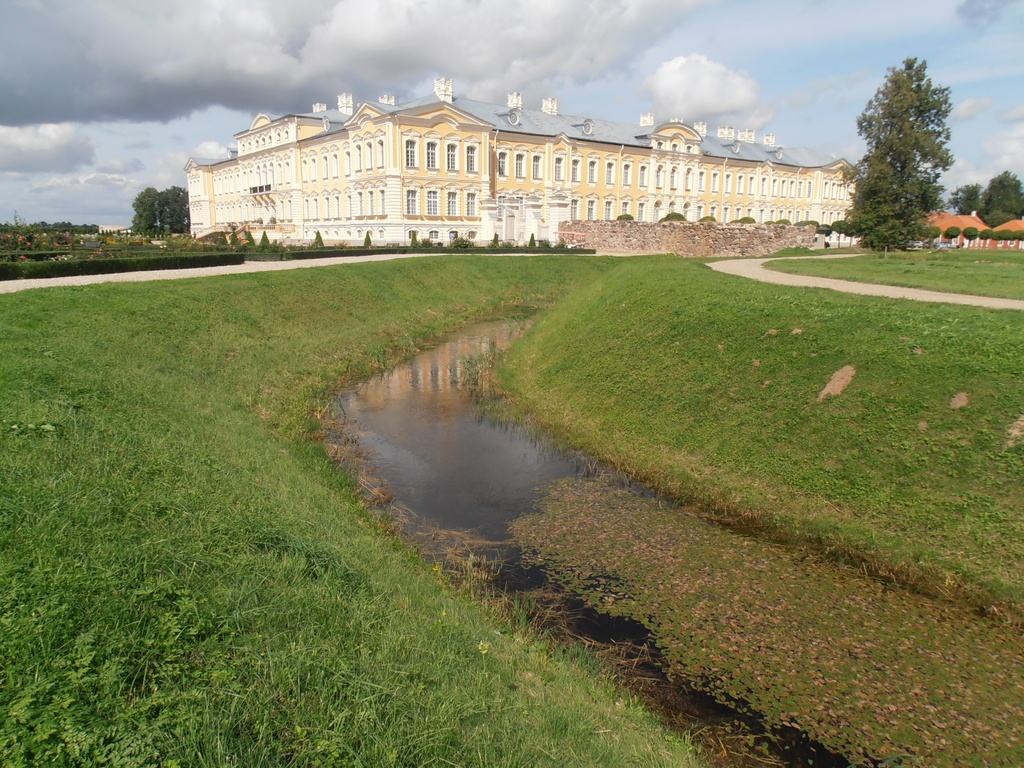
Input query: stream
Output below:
<box><xmin>329</xmin><ymin>318</ymin><xmax>848</xmax><ymax>768</ymax></box>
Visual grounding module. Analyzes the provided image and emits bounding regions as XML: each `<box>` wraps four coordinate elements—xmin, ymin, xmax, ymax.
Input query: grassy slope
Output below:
<box><xmin>498</xmin><ymin>255</ymin><xmax>1024</xmax><ymax>608</ymax></box>
<box><xmin>0</xmin><ymin>256</ymin><xmax>700</xmax><ymax>767</ymax></box>
<box><xmin>768</xmin><ymin>250</ymin><xmax>1024</xmax><ymax>300</ymax></box>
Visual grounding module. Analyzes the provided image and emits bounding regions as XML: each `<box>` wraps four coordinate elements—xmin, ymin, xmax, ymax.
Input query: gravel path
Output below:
<box><xmin>707</xmin><ymin>253</ymin><xmax>1024</xmax><ymax>311</ymax></box>
<box><xmin>0</xmin><ymin>252</ymin><xmax>442</xmax><ymax>295</ymax></box>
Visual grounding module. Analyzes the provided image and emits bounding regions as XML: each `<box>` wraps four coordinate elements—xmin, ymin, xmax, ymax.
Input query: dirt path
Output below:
<box><xmin>0</xmin><ymin>252</ymin><xmax>445</xmax><ymax>294</ymax></box>
<box><xmin>707</xmin><ymin>253</ymin><xmax>1024</xmax><ymax>311</ymax></box>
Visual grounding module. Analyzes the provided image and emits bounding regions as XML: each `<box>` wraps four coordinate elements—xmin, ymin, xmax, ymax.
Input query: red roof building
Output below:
<box><xmin>927</xmin><ymin>211</ymin><xmax>989</xmax><ymax>247</ymax></box>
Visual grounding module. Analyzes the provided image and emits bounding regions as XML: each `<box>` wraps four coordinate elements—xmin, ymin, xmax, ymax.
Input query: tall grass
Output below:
<box><xmin>0</xmin><ymin>255</ymin><xmax>701</xmax><ymax>767</ymax></box>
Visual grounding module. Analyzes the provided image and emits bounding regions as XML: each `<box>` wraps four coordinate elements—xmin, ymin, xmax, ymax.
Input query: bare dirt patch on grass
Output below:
<box><xmin>817</xmin><ymin>365</ymin><xmax>856</xmax><ymax>402</ymax></box>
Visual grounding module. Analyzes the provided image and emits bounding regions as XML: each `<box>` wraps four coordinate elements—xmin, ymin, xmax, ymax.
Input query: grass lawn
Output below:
<box><xmin>767</xmin><ymin>248</ymin><xmax>1024</xmax><ymax>300</ymax></box>
<box><xmin>497</xmin><ymin>254</ymin><xmax>1024</xmax><ymax>764</ymax></box>
<box><xmin>0</xmin><ymin>255</ymin><xmax>702</xmax><ymax>767</ymax></box>
<box><xmin>499</xmin><ymin>254</ymin><xmax>1024</xmax><ymax>608</ymax></box>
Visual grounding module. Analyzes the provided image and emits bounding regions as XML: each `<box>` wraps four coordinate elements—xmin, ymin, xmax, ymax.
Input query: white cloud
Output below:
<box><xmin>981</xmin><ymin>122</ymin><xmax>1024</xmax><ymax>177</ymax></box>
<box><xmin>0</xmin><ymin>124</ymin><xmax>94</xmax><ymax>173</ymax></box>
<box><xmin>642</xmin><ymin>54</ymin><xmax>774</xmax><ymax>128</ymax></box>
<box><xmin>1001</xmin><ymin>104</ymin><xmax>1024</xmax><ymax>123</ymax></box>
<box><xmin>951</xmin><ymin>97</ymin><xmax>993</xmax><ymax>122</ymax></box>
<box><xmin>0</xmin><ymin>0</ymin><xmax>712</xmax><ymax>125</ymax></box>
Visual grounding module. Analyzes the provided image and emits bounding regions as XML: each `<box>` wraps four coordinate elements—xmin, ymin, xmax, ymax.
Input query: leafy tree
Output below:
<box><xmin>131</xmin><ymin>187</ymin><xmax>160</xmax><ymax>233</ymax></box>
<box><xmin>963</xmin><ymin>226</ymin><xmax>979</xmax><ymax>244</ymax></box>
<box><xmin>131</xmin><ymin>186</ymin><xmax>190</xmax><ymax>234</ymax></box>
<box><xmin>984</xmin><ymin>210</ymin><xmax>1015</xmax><ymax>228</ymax></box>
<box><xmin>157</xmin><ymin>186</ymin><xmax>190</xmax><ymax>234</ymax></box>
<box><xmin>980</xmin><ymin>171</ymin><xmax>1024</xmax><ymax>221</ymax></box>
<box><xmin>947</xmin><ymin>184</ymin><xmax>982</xmax><ymax>215</ymax></box>
<box><xmin>848</xmin><ymin>58</ymin><xmax>953</xmax><ymax>249</ymax></box>
<box><xmin>944</xmin><ymin>226</ymin><xmax>961</xmax><ymax>240</ymax></box>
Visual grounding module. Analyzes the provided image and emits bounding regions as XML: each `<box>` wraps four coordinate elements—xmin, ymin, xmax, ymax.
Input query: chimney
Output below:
<box><xmin>542</xmin><ymin>97</ymin><xmax>558</xmax><ymax>115</ymax></box>
<box><xmin>337</xmin><ymin>93</ymin><xmax>354</xmax><ymax>116</ymax></box>
<box><xmin>640</xmin><ymin>112</ymin><xmax>654</xmax><ymax>127</ymax></box>
<box><xmin>717</xmin><ymin>125</ymin><xmax>735</xmax><ymax>140</ymax></box>
<box><xmin>694</xmin><ymin>121</ymin><xmax>707</xmax><ymax>137</ymax></box>
<box><xmin>763</xmin><ymin>132</ymin><xmax>776</xmax><ymax>148</ymax></box>
<box><xmin>378</xmin><ymin>94</ymin><xmax>396</xmax><ymax>106</ymax></box>
<box><xmin>507</xmin><ymin>91</ymin><xmax>523</xmax><ymax>109</ymax></box>
<box><xmin>434</xmin><ymin>77</ymin><xmax>453</xmax><ymax>103</ymax></box>
<box><xmin>312</xmin><ymin>102</ymin><xmax>327</xmax><ymax>113</ymax></box>
<box><xmin>738</xmin><ymin>128</ymin><xmax>755</xmax><ymax>143</ymax></box>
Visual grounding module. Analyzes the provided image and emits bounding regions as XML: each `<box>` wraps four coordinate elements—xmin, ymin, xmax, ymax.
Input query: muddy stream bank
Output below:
<box><xmin>328</xmin><ymin>319</ymin><xmax>1024</xmax><ymax>768</ymax></box>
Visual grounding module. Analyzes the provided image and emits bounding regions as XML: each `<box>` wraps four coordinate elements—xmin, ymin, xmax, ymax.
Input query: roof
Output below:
<box><xmin>301</xmin><ymin>92</ymin><xmax>849</xmax><ymax>169</ymax></box>
<box><xmin>928</xmin><ymin>211</ymin><xmax>988</xmax><ymax>232</ymax></box>
<box><xmin>994</xmin><ymin>218</ymin><xmax>1024</xmax><ymax>231</ymax></box>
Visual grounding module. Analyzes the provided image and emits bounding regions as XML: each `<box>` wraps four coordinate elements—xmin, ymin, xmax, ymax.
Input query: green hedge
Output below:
<box><xmin>0</xmin><ymin>252</ymin><xmax>244</xmax><ymax>281</ymax></box>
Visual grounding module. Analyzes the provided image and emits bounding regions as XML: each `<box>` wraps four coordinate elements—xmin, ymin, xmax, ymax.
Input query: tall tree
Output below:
<box><xmin>947</xmin><ymin>183</ymin><xmax>982</xmax><ymax>215</ymax></box>
<box><xmin>132</xmin><ymin>186</ymin><xmax>190</xmax><ymax>234</ymax></box>
<box><xmin>848</xmin><ymin>58</ymin><xmax>953</xmax><ymax>249</ymax></box>
<box><xmin>980</xmin><ymin>171</ymin><xmax>1024</xmax><ymax>222</ymax></box>
<box><xmin>131</xmin><ymin>187</ymin><xmax>160</xmax><ymax>233</ymax></box>
<box><xmin>157</xmin><ymin>186</ymin><xmax>191</xmax><ymax>234</ymax></box>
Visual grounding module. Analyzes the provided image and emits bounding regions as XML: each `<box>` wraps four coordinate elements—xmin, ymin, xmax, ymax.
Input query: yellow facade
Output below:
<box><xmin>186</xmin><ymin>78</ymin><xmax>852</xmax><ymax>245</ymax></box>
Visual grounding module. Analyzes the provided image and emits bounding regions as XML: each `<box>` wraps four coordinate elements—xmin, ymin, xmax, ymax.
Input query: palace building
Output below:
<box><xmin>185</xmin><ymin>77</ymin><xmax>853</xmax><ymax>245</ymax></box>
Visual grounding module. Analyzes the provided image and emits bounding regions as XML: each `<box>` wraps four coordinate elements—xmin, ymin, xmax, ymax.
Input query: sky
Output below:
<box><xmin>1</xmin><ymin>0</ymin><xmax>1022</xmax><ymax>226</ymax></box>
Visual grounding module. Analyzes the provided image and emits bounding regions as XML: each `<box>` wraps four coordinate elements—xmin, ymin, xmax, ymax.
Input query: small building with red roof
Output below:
<box><xmin>927</xmin><ymin>211</ymin><xmax>988</xmax><ymax>247</ymax></box>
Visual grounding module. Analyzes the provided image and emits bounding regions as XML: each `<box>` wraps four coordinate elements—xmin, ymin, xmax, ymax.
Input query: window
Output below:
<box><xmin>405</xmin><ymin>140</ymin><xmax>417</xmax><ymax>168</ymax></box>
<box><xmin>366</xmin><ymin>142</ymin><xmax>373</xmax><ymax>169</ymax></box>
<box><xmin>670</xmin><ymin>167</ymin><xmax>678</xmax><ymax>189</ymax></box>
<box><xmin>587</xmin><ymin>199</ymin><xmax>596</xmax><ymax>220</ymax></box>
<box><xmin>698</xmin><ymin>171</ymin><xmax>706</xmax><ymax>192</ymax></box>
<box><xmin>554</xmin><ymin>157</ymin><xmax>564</xmax><ymax>181</ymax></box>
<box><xmin>571</xmin><ymin>198</ymin><xmax>580</xmax><ymax>219</ymax></box>
<box><xmin>310</xmin><ymin>157</ymin><xmax>317</xmax><ymax>181</ymax></box>
<box><xmin>466</xmin><ymin>192</ymin><xmax>477</xmax><ymax>217</ymax></box>
<box><xmin>367</xmin><ymin>192</ymin><xmax>374</xmax><ymax>216</ymax></box>
<box><xmin>620</xmin><ymin>200</ymin><xmax>630</xmax><ymax>216</ymax></box>
<box><xmin>466</xmin><ymin>145</ymin><xmax>477</xmax><ymax>173</ymax></box>
<box><xmin>379</xmin><ymin>190</ymin><xmax>385</xmax><ymax>215</ymax></box>
<box><xmin>332</xmin><ymin>153</ymin><xmax>339</xmax><ymax>178</ymax></box>
<box><xmin>427</xmin><ymin>190</ymin><xmax>439</xmax><ymax>216</ymax></box>
<box><xmin>426</xmin><ymin>142</ymin><xmax>438</xmax><ymax>170</ymax></box>
<box><xmin>798</xmin><ymin>181</ymin><xmax>804</xmax><ymax>198</ymax></box>
<box><xmin>357</xmin><ymin>192</ymin><xmax>363</xmax><ymax>216</ymax></box>
<box><xmin>447</xmin><ymin>191</ymin><xmax>458</xmax><ymax>216</ymax></box>
<box><xmin>571</xmin><ymin>159</ymin><xmax>580</xmax><ymax>183</ymax></box>
<box><xmin>532</xmin><ymin>155</ymin><xmax>542</xmax><ymax>179</ymax></box>
<box><xmin>639</xmin><ymin>165</ymin><xmax>648</xmax><ymax>187</ymax></box>
<box><xmin>761</xmin><ymin>177</ymin><xmax>767</xmax><ymax>196</ymax></box>
<box><xmin>604</xmin><ymin>200</ymin><xmax>613</xmax><ymax>220</ymax></box>
<box><xmin>447</xmin><ymin>143</ymin><xmax>457</xmax><ymax>171</ymax></box>
<box><xmin>322</xmin><ymin>155</ymin><xmax>329</xmax><ymax>180</ymax></box>
<box><xmin>354</xmin><ymin>147</ymin><xmax>361</xmax><ymax>173</ymax></box>
<box><xmin>429</xmin><ymin>230</ymin><xmax>440</xmax><ymax>241</ymax></box>
<box><xmin>588</xmin><ymin>160</ymin><xmax>597</xmax><ymax>184</ymax></box>
<box><xmin>498</xmin><ymin>152</ymin><xmax>508</xmax><ymax>176</ymax></box>
<box><xmin>725</xmin><ymin>174</ymin><xmax>732</xmax><ymax>194</ymax></box>
<box><xmin>772</xmin><ymin>178</ymin><xmax>779</xmax><ymax>196</ymax></box>
<box><xmin>724</xmin><ymin>205</ymin><xmax>730</xmax><ymax>221</ymax></box>
<box><xmin>515</xmin><ymin>153</ymin><xmax>525</xmax><ymax>178</ymax></box>
<box><xmin>406</xmin><ymin>189</ymin><xmax>418</xmax><ymax>216</ymax></box>
<box><xmin>622</xmin><ymin>164</ymin><xmax>631</xmax><ymax>186</ymax></box>
<box><xmin>737</xmin><ymin>175</ymin><xmax>744</xmax><ymax>195</ymax></box>
<box><xmin>711</xmin><ymin>173</ymin><xmax>719</xmax><ymax>193</ymax></box>
<box><xmin>656</xmin><ymin>166</ymin><xmax>664</xmax><ymax>188</ymax></box>
<box><xmin>378</xmin><ymin>140</ymin><xmax>385</xmax><ymax>168</ymax></box>
<box><xmin>637</xmin><ymin>202</ymin><xmax>646</xmax><ymax>221</ymax></box>
<box><xmin>685</xmin><ymin>169</ymin><xmax>693</xmax><ymax>191</ymax></box>
<box><xmin>605</xmin><ymin>162</ymin><xmax>614</xmax><ymax>185</ymax></box>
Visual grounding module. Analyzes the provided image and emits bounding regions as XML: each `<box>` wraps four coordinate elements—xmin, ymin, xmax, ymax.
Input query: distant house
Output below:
<box><xmin>994</xmin><ymin>218</ymin><xmax>1024</xmax><ymax>249</ymax></box>
<box><xmin>927</xmin><ymin>211</ymin><xmax>988</xmax><ymax>247</ymax></box>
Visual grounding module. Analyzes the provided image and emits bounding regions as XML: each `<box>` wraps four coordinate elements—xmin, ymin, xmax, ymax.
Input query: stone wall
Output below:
<box><xmin>558</xmin><ymin>220</ymin><xmax>816</xmax><ymax>257</ymax></box>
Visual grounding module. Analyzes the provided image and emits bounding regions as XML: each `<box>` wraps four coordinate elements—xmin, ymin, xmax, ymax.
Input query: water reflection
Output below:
<box><xmin>334</xmin><ymin>320</ymin><xmax>579</xmax><ymax>546</ymax></box>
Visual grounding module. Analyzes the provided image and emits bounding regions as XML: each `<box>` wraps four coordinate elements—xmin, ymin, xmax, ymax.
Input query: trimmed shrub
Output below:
<box><xmin>659</xmin><ymin>212</ymin><xmax>686</xmax><ymax>222</ymax></box>
<box><xmin>0</xmin><ymin>252</ymin><xmax>244</xmax><ymax>281</ymax></box>
<box><xmin>528</xmin><ymin>233</ymin><xmax>536</xmax><ymax>248</ymax></box>
<box><xmin>616</xmin><ymin>213</ymin><xmax>634</xmax><ymax>221</ymax></box>
<box><xmin>363</xmin><ymin>231</ymin><xmax>372</xmax><ymax>247</ymax></box>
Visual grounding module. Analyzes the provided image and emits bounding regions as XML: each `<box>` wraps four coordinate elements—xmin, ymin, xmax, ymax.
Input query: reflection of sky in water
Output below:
<box><xmin>336</xmin><ymin>321</ymin><xmax>577</xmax><ymax>542</ymax></box>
